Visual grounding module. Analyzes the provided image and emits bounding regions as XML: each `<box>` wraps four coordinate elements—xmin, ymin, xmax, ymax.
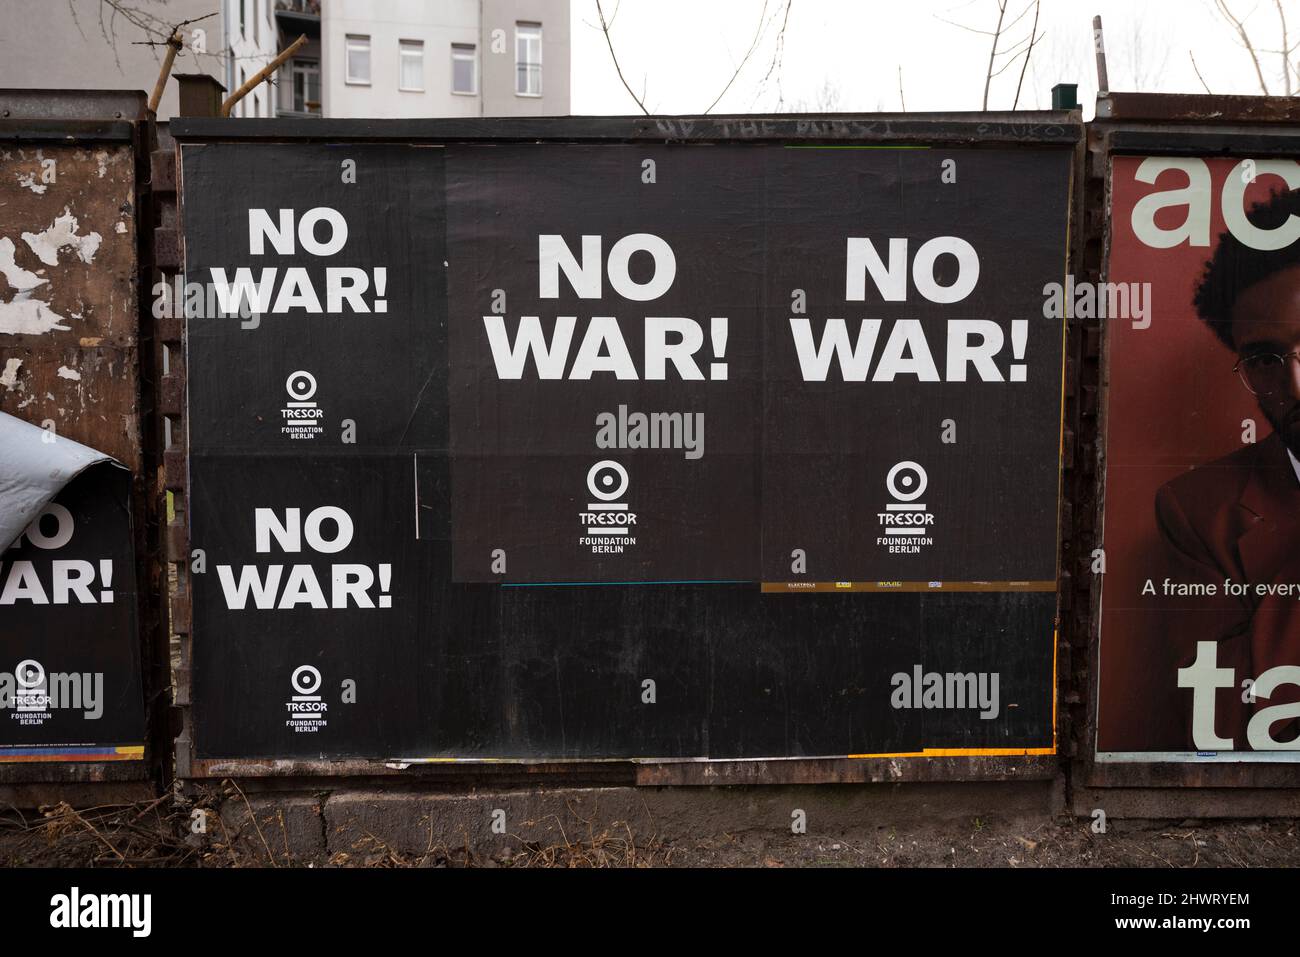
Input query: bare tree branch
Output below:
<box><xmin>1189</xmin><ymin>50</ymin><xmax>1214</xmax><ymax>93</ymax></box>
<box><xmin>594</xmin><ymin>0</ymin><xmax>649</xmax><ymax>114</ymax></box>
<box><xmin>1276</xmin><ymin>0</ymin><xmax>1292</xmax><ymax>95</ymax></box>
<box><xmin>595</xmin><ymin>0</ymin><xmax>795</xmax><ymax>115</ymax></box>
<box><xmin>898</xmin><ymin>65</ymin><xmax>906</xmax><ymax>112</ymax></box>
<box><xmin>759</xmin><ymin>0</ymin><xmax>794</xmax><ymax>88</ymax></box>
<box><xmin>933</xmin><ymin>15</ymin><xmax>1000</xmax><ymax>37</ymax></box>
<box><xmin>704</xmin><ymin>1</ymin><xmax>796</xmax><ymax>114</ymax></box>
<box><xmin>989</xmin><ymin>27</ymin><xmax>1043</xmax><ymax>78</ymax></box>
<box><xmin>983</xmin><ymin>0</ymin><xmax>1009</xmax><ymax>110</ymax></box>
<box><xmin>71</xmin><ymin>0</ymin><xmax>248</xmax><ymax>79</ymax></box>
<box><xmin>1012</xmin><ymin>1</ymin><xmax>1041</xmax><ymax>109</ymax></box>
<box><xmin>1215</xmin><ymin>0</ymin><xmax>1272</xmax><ymax>94</ymax></box>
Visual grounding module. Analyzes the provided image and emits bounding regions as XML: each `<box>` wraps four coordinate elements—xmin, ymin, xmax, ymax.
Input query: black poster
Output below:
<box><xmin>182</xmin><ymin>143</ymin><xmax>446</xmax><ymax>759</ymax></box>
<box><xmin>182</xmin><ymin>140</ymin><xmax>1064</xmax><ymax>761</ymax></box>
<box><xmin>0</xmin><ymin>465</ymin><xmax>145</xmax><ymax>759</ymax></box>
<box><xmin>759</xmin><ymin>148</ymin><xmax>1069</xmax><ymax>583</ymax></box>
<box><xmin>447</xmin><ymin>145</ymin><xmax>1068</xmax><ymax>585</ymax></box>
<box><xmin>448</xmin><ymin>145</ymin><xmax>763</xmax><ymax>584</ymax></box>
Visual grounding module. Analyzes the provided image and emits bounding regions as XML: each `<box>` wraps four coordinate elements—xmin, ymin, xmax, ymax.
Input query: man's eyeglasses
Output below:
<box><xmin>1234</xmin><ymin>350</ymin><xmax>1300</xmax><ymax>397</ymax></box>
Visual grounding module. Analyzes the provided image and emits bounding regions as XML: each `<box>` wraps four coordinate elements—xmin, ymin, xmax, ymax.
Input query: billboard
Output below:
<box><xmin>0</xmin><ymin>416</ymin><xmax>145</xmax><ymax>761</ymax></box>
<box><xmin>1097</xmin><ymin>154</ymin><xmax>1300</xmax><ymax>760</ymax></box>
<box><xmin>181</xmin><ymin>139</ymin><xmax>1069</xmax><ymax>761</ymax></box>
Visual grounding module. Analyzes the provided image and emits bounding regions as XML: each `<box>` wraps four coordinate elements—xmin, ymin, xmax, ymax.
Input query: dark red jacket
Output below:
<box><xmin>1155</xmin><ymin>431</ymin><xmax>1300</xmax><ymax>751</ymax></box>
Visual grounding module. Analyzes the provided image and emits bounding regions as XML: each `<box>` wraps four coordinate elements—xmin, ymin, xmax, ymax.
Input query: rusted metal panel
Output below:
<box><xmin>169</xmin><ymin>111</ymin><xmax>1082</xmax><ymax>146</ymax></box>
<box><xmin>185</xmin><ymin>754</ymin><xmax>1058</xmax><ymax>785</ymax></box>
<box><xmin>1097</xmin><ymin>91</ymin><xmax>1300</xmax><ymax>124</ymax></box>
<box><xmin>0</xmin><ymin>119</ymin><xmax>135</xmax><ymax>144</ymax></box>
<box><xmin>159</xmin><ymin>374</ymin><xmax>184</xmax><ymax>416</ymax></box>
<box><xmin>1</xmin><ymin>113</ymin><xmax>160</xmax><ymax>788</ymax></box>
<box><xmin>149</xmin><ymin>149</ymin><xmax>176</xmax><ymax>194</ymax></box>
<box><xmin>636</xmin><ymin>756</ymin><xmax>1058</xmax><ymax>786</ymax></box>
<box><xmin>153</xmin><ymin>225</ymin><xmax>180</xmax><ymax>271</ymax></box>
<box><xmin>154</xmin><ymin>131</ymin><xmax>191</xmax><ymax>789</ymax></box>
<box><xmin>1107</xmin><ymin>129</ymin><xmax>1300</xmax><ymax>157</ymax></box>
<box><xmin>162</xmin><ymin>448</ymin><xmax>186</xmax><ymax>489</ymax></box>
<box><xmin>0</xmin><ymin>144</ymin><xmax>140</xmax><ymax>467</ymax></box>
<box><xmin>0</xmin><ymin>89</ymin><xmax>148</xmax><ymax>122</ymax></box>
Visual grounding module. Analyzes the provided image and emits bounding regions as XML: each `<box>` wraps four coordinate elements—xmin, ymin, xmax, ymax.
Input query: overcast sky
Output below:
<box><xmin>568</xmin><ymin>0</ymin><xmax>1299</xmax><ymax>118</ymax></box>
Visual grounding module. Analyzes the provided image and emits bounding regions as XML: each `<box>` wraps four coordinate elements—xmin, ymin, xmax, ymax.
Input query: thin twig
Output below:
<box><xmin>705</xmin><ymin>0</ymin><xmax>789</xmax><ymax>115</ymax></box>
<box><xmin>1012</xmin><ymin>1</ymin><xmax>1041</xmax><ymax>109</ymax></box>
<box><xmin>1189</xmin><ymin>50</ymin><xmax>1213</xmax><ymax>93</ymax></box>
<box><xmin>1215</xmin><ymin>0</ymin><xmax>1272</xmax><ymax>94</ymax></box>
<box><xmin>595</xmin><ymin>0</ymin><xmax>649</xmax><ymax>114</ymax></box>
<box><xmin>1276</xmin><ymin>0</ymin><xmax>1292</xmax><ymax>95</ymax></box>
<box><xmin>227</xmin><ymin>778</ymin><xmax>277</xmax><ymax>867</ymax></box>
<box><xmin>983</xmin><ymin>0</ymin><xmax>1009</xmax><ymax>110</ymax></box>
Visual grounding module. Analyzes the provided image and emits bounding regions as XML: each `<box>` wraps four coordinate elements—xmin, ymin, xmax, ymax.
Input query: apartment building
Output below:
<box><xmin>0</xmin><ymin>0</ymin><xmax>567</xmax><ymax>120</ymax></box>
<box><xmin>275</xmin><ymin>0</ymin><xmax>324</xmax><ymax>117</ymax></box>
<box><xmin>0</xmin><ymin>0</ymin><xmax>279</xmax><ymax>120</ymax></box>
<box><xmin>320</xmin><ymin>0</ymin><xmax>570</xmax><ymax>117</ymax></box>
<box><xmin>227</xmin><ymin>0</ymin><xmax>282</xmax><ymax>117</ymax></box>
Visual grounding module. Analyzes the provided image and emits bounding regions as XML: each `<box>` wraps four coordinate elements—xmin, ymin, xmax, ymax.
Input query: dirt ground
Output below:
<box><xmin>1</xmin><ymin>796</ymin><xmax>1297</xmax><ymax>867</ymax></box>
<box><xmin>658</xmin><ymin>818</ymin><xmax>1300</xmax><ymax>868</ymax></box>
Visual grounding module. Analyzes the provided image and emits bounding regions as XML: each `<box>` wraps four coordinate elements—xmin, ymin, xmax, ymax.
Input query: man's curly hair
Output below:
<box><xmin>1194</xmin><ymin>186</ymin><xmax>1300</xmax><ymax>350</ymax></box>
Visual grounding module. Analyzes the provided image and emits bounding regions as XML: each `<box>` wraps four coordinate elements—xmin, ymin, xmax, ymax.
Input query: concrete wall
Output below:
<box><xmin>0</xmin><ymin>0</ymin><xmax>278</xmax><ymax>119</ymax></box>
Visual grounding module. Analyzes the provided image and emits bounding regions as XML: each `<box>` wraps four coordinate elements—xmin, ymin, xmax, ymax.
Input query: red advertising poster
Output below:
<box><xmin>1099</xmin><ymin>155</ymin><xmax>1300</xmax><ymax>759</ymax></box>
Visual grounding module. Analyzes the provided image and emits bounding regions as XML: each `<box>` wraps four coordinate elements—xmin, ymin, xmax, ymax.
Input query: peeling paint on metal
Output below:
<box><xmin>16</xmin><ymin>172</ymin><xmax>46</xmax><ymax>195</ymax></box>
<box><xmin>0</xmin><ymin>236</ymin><xmax>47</xmax><ymax>291</ymax></box>
<box><xmin>21</xmin><ymin>209</ymin><xmax>102</xmax><ymax>266</ymax></box>
<box><xmin>0</xmin><ymin>297</ymin><xmax>71</xmax><ymax>335</ymax></box>
<box><xmin>0</xmin><ymin>358</ymin><xmax>21</xmax><ymax>391</ymax></box>
<box><xmin>1</xmin><ymin>142</ymin><xmax>144</xmax><ymax>484</ymax></box>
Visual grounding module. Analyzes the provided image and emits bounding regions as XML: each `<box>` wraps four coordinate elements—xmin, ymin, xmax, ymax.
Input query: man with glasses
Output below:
<box><xmin>1154</xmin><ymin>186</ymin><xmax>1300</xmax><ymax>751</ymax></box>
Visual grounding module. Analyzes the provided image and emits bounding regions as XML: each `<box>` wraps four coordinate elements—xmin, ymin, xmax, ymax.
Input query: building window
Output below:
<box><xmin>451</xmin><ymin>43</ymin><xmax>477</xmax><ymax>95</ymax></box>
<box><xmin>253</xmin><ymin>92</ymin><xmax>261</xmax><ymax>118</ymax></box>
<box><xmin>292</xmin><ymin>60</ymin><xmax>321</xmax><ymax>114</ymax></box>
<box><xmin>253</xmin><ymin>0</ymin><xmax>259</xmax><ymax>45</ymax></box>
<box><xmin>399</xmin><ymin>39</ymin><xmax>424</xmax><ymax>92</ymax></box>
<box><xmin>239</xmin><ymin>68</ymin><xmax>247</xmax><ymax>116</ymax></box>
<box><xmin>240</xmin><ymin>0</ymin><xmax>246</xmax><ymax>37</ymax></box>
<box><xmin>345</xmin><ymin>34</ymin><xmax>371</xmax><ymax>85</ymax></box>
<box><xmin>515</xmin><ymin>22</ymin><xmax>542</xmax><ymax>96</ymax></box>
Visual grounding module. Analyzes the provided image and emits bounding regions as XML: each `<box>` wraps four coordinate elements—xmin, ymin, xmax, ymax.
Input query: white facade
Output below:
<box><xmin>226</xmin><ymin>0</ymin><xmax>282</xmax><ymax>117</ymax></box>
<box><xmin>321</xmin><ymin>0</ymin><xmax>570</xmax><ymax>118</ymax></box>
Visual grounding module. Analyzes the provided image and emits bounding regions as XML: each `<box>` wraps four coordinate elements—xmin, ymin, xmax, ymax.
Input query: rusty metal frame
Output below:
<box><xmin>165</xmin><ymin>111</ymin><xmax>1083</xmax><ymax>787</ymax></box>
<box><xmin>1075</xmin><ymin>92</ymin><xmax>1300</xmax><ymax>794</ymax></box>
<box><xmin>0</xmin><ymin>91</ymin><xmax>166</xmax><ymax>803</ymax></box>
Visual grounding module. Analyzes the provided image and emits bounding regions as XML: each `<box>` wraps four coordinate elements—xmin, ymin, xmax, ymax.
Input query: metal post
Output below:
<box><xmin>1092</xmin><ymin>15</ymin><xmax>1109</xmax><ymax>94</ymax></box>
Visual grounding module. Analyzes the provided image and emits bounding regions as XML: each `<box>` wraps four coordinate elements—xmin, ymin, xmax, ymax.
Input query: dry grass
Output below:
<box><xmin>4</xmin><ymin>788</ymin><xmax>1298</xmax><ymax>869</ymax></box>
<box><xmin>0</xmin><ymin>793</ymin><xmax>201</xmax><ymax>867</ymax></box>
